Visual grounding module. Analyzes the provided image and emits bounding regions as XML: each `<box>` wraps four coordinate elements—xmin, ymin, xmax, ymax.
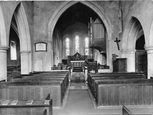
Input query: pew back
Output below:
<box><xmin>0</xmin><ymin>99</ymin><xmax>52</xmax><ymax>115</ymax></box>
<box><xmin>95</xmin><ymin>79</ymin><xmax>153</xmax><ymax>107</ymax></box>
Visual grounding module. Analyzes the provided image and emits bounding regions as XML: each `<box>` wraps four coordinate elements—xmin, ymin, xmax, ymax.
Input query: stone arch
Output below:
<box><xmin>0</xmin><ymin>4</ymin><xmax>7</xmax><ymax>46</ymax></box>
<box><xmin>48</xmin><ymin>1</ymin><xmax>111</xmax><ymax>68</ymax></box>
<box><xmin>121</xmin><ymin>16</ymin><xmax>145</xmax><ymax>72</ymax></box>
<box><xmin>13</xmin><ymin>3</ymin><xmax>32</xmax><ymax>74</ymax></box>
<box><xmin>149</xmin><ymin>19</ymin><xmax>153</xmax><ymax>46</ymax></box>
<box><xmin>48</xmin><ymin>1</ymin><xmax>110</xmax><ymax>41</ymax></box>
<box><xmin>146</xmin><ymin>19</ymin><xmax>153</xmax><ymax>79</ymax></box>
<box><xmin>121</xmin><ymin>16</ymin><xmax>145</xmax><ymax>52</ymax></box>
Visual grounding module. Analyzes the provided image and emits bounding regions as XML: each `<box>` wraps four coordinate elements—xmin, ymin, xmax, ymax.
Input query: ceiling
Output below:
<box><xmin>56</xmin><ymin>3</ymin><xmax>100</xmax><ymax>33</ymax></box>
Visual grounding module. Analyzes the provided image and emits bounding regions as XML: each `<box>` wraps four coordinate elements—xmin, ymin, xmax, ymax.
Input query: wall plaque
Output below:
<box><xmin>35</xmin><ymin>42</ymin><xmax>47</xmax><ymax>52</ymax></box>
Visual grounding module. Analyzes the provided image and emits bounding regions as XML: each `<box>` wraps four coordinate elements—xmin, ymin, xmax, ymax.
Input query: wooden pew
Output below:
<box><xmin>89</xmin><ymin>76</ymin><xmax>145</xmax><ymax>97</ymax></box>
<box><xmin>18</xmin><ymin>71</ymin><xmax>70</xmax><ymax>87</ymax></box>
<box><xmin>1</xmin><ymin>71</ymin><xmax>70</xmax><ymax>108</ymax></box>
<box><xmin>89</xmin><ymin>72</ymin><xmax>146</xmax><ymax>76</ymax></box>
<box><xmin>0</xmin><ymin>81</ymin><xmax>64</xmax><ymax>108</ymax></box>
<box><xmin>12</xmin><ymin>71</ymin><xmax>70</xmax><ymax>98</ymax></box>
<box><xmin>88</xmin><ymin>73</ymin><xmax>146</xmax><ymax>97</ymax></box>
<box><xmin>94</xmin><ymin>79</ymin><xmax>153</xmax><ymax>107</ymax></box>
<box><xmin>88</xmin><ymin>72</ymin><xmax>146</xmax><ymax>86</ymax></box>
<box><xmin>0</xmin><ymin>99</ymin><xmax>52</xmax><ymax>115</ymax></box>
<box><xmin>88</xmin><ymin>72</ymin><xmax>146</xmax><ymax>83</ymax></box>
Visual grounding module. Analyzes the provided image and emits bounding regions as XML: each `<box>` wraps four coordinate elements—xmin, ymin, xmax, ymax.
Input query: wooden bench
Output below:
<box><xmin>88</xmin><ymin>76</ymin><xmax>146</xmax><ymax>97</ymax></box>
<box><xmin>0</xmin><ymin>81</ymin><xmax>65</xmax><ymax>108</ymax></box>
<box><xmin>94</xmin><ymin>79</ymin><xmax>153</xmax><ymax>107</ymax></box>
<box><xmin>12</xmin><ymin>72</ymin><xmax>70</xmax><ymax>97</ymax></box>
<box><xmin>0</xmin><ymin>99</ymin><xmax>52</xmax><ymax>115</ymax></box>
<box><xmin>88</xmin><ymin>73</ymin><xmax>146</xmax><ymax>97</ymax></box>
<box><xmin>88</xmin><ymin>72</ymin><xmax>146</xmax><ymax>86</ymax></box>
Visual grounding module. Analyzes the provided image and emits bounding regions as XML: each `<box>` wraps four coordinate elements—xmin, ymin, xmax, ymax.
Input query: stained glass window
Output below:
<box><xmin>65</xmin><ymin>38</ymin><xmax>70</xmax><ymax>56</ymax></box>
<box><xmin>85</xmin><ymin>36</ymin><xmax>89</xmax><ymax>55</ymax></box>
<box><xmin>75</xmin><ymin>35</ymin><xmax>79</xmax><ymax>53</ymax></box>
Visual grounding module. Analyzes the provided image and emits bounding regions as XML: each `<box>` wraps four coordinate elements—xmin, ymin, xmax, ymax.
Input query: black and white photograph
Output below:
<box><xmin>0</xmin><ymin>0</ymin><xmax>153</xmax><ymax>115</ymax></box>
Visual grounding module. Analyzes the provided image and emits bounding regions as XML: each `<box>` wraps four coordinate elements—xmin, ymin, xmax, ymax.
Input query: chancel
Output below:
<box><xmin>0</xmin><ymin>1</ymin><xmax>153</xmax><ymax>115</ymax></box>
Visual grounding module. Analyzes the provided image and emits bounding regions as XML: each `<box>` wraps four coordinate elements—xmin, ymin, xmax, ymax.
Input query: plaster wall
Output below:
<box><xmin>33</xmin><ymin>1</ymin><xmax>64</xmax><ymax>71</ymax></box>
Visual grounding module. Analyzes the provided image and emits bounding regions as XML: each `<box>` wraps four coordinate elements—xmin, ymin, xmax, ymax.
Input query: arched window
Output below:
<box><xmin>10</xmin><ymin>40</ymin><xmax>17</xmax><ymax>60</ymax></box>
<box><xmin>75</xmin><ymin>35</ymin><xmax>79</xmax><ymax>53</ymax></box>
<box><xmin>85</xmin><ymin>36</ymin><xmax>89</xmax><ymax>55</ymax></box>
<box><xmin>65</xmin><ymin>37</ymin><xmax>70</xmax><ymax>56</ymax></box>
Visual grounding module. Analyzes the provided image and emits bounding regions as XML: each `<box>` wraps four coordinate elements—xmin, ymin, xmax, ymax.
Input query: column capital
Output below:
<box><xmin>20</xmin><ymin>50</ymin><xmax>31</xmax><ymax>54</ymax></box>
<box><xmin>0</xmin><ymin>46</ymin><xmax>9</xmax><ymax>50</ymax></box>
<box><xmin>145</xmin><ymin>46</ymin><xmax>153</xmax><ymax>54</ymax></box>
<box><xmin>145</xmin><ymin>46</ymin><xmax>153</xmax><ymax>51</ymax></box>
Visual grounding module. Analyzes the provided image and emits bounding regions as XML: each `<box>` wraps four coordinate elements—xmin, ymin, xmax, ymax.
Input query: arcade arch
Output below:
<box><xmin>121</xmin><ymin>17</ymin><xmax>147</xmax><ymax>77</ymax></box>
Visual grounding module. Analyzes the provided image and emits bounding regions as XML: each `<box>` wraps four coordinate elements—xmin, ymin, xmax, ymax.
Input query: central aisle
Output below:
<box><xmin>64</xmin><ymin>88</ymin><xmax>95</xmax><ymax>114</ymax></box>
<box><xmin>53</xmin><ymin>82</ymin><xmax>122</xmax><ymax>115</ymax></box>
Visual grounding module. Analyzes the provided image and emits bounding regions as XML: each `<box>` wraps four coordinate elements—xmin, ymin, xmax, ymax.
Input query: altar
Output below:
<box><xmin>68</xmin><ymin>52</ymin><xmax>87</xmax><ymax>67</ymax></box>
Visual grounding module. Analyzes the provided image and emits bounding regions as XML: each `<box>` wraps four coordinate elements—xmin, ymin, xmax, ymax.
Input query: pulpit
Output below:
<box><xmin>113</xmin><ymin>58</ymin><xmax>127</xmax><ymax>72</ymax></box>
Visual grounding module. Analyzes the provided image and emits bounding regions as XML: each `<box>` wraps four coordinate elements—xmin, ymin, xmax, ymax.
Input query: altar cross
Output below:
<box><xmin>114</xmin><ymin>37</ymin><xmax>121</xmax><ymax>50</ymax></box>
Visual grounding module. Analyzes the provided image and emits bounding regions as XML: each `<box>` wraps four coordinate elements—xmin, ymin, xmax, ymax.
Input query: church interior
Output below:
<box><xmin>0</xmin><ymin>0</ymin><xmax>153</xmax><ymax>115</ymax></box>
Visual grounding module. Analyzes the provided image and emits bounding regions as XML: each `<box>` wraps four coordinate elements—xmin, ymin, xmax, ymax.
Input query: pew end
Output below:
<box><xmin>122</xmin><ymin>105</ymin><xmax>133</xmax><ymax>115</ymax></box>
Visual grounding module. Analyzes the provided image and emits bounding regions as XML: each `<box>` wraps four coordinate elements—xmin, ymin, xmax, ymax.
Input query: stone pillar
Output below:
<box><xmin>0</xmin><ymin>46</ymin><xmax>8</xmax><ymax>81</ymax></box>
<box><xmin>20</xmin><ymin>51</ymin><xmax>31</xmax><ymax>75</ymax></box>
<box><xmin>121</xmin><ymin>50</ymin><xmax>135</xmax><ymax>72</ymax></box>
<box><xmin>145</xmin><ymin>46</ymin><xmax>153</xmax><ymax>79</ymax></box>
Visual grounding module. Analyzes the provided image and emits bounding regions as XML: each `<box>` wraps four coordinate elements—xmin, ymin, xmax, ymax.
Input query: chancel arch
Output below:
<box><xmin>48</xmin><ymin>1</ymin><xmax>111</xmax><ymax>69</ymax></box>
